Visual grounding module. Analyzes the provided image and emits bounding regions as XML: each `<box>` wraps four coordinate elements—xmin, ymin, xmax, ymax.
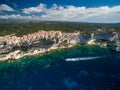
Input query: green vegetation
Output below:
<box><xmin>0</xmin><ymin>21</ymin><xmax>120</xmax><ymax>36</ymax></box>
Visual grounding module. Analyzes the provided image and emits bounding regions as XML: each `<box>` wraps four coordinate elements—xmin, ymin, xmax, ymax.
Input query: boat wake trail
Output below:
<box><xmin>65</xmin><ymin>56</ymin><xmax>106</xmax><ymax>61</ymax></box>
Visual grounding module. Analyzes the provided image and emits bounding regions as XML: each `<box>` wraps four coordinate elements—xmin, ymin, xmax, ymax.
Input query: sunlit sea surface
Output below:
<box><xmin>0</xmin><ymin>45</ymin><xmax>120</xmax><ymax>90</ymax></box>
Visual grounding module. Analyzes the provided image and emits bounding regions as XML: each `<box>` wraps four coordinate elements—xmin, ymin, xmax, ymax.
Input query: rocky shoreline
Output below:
<box><xmin>0</xmin><ymin>30</ymin><xmax>120</xmax><ymax>61</ymax></box>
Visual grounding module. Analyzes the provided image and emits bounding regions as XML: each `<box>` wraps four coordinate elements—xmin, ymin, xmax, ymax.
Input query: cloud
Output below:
<box><xmin>40</xmin><ymin>5</ymin><xmax>120</xmax><ymax>21</ymax></box>
<box><xmin>0</xmin><ymin>14</ymin><xmax>32</xmax><ymax>19</ymax></box>
<box><xmin>0</xmin><ymin>3</ymin><xmax>120</xmax><ymax>23</ymax></box>
<box><xmin>21</xmin><ymin>3</ymin><xmax>120</xmax><ymax>22</ymax></box>
<box><xmin>22</xmin><ymin>3</ymin><xmax>46</xmax><ymax>14</ymax></box>
<box><xmin>0</xmin><ymin>4</ymin><xmax>15</xmax><ymax>12</ymax></box>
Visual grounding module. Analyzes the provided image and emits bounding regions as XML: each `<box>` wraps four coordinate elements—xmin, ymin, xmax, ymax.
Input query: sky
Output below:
<box><xmin>0</xmin><ymin>0</ymin><xmax>120</xmax><ymax>23</ymax></box>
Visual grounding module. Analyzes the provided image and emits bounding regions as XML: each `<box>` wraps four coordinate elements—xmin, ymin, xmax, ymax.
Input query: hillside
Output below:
<box><xmin>0</xmin><ymin>21</ymin><xmax>120</xmax><ymax>36</ymax></box>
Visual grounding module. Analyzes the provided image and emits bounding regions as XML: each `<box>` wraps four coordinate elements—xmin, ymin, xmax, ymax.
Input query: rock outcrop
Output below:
<box><xmin>0</xmin><ymin>30</ymin><xmax>79</xmax><ymax>61</ymax></box>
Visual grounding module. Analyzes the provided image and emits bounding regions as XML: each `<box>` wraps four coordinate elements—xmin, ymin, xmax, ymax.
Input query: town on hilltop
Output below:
<box><xmin>0</xmin><ymin>22</ymin><xmax>120</xmax><ymax>61</ymax></box>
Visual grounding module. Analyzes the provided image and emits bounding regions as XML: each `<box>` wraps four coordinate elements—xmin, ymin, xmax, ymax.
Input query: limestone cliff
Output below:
<box><xmin>0</xmin><ymin>30</ymin><xmax>120</xmax><ymax>61</ymax></box>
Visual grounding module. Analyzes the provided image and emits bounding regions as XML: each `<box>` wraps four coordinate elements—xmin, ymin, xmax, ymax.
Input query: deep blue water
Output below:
<box><xmin>0</xmin><ymin>45</ymin><xmax>120</xmax><ymax>90</ymax></box>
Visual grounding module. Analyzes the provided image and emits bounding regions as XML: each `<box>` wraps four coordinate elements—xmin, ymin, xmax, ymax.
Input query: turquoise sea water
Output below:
<box><xmin>0</xmin><ymin>45</ymin><xmax>120</xmax><ymax>90</ymax></box>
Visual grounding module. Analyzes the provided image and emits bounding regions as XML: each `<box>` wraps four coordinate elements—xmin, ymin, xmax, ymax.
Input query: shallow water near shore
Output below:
<box><xmin>0</xmin><ymin>45</ymin><xmax>120</xmax><ymax>90</ymax></box>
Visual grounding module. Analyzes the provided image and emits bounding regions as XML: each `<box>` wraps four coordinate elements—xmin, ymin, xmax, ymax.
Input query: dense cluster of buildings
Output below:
<box><xmin>0</xmin><ymin>30</ymin><xmax>62</xmax><ymax>45</ymax></box>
